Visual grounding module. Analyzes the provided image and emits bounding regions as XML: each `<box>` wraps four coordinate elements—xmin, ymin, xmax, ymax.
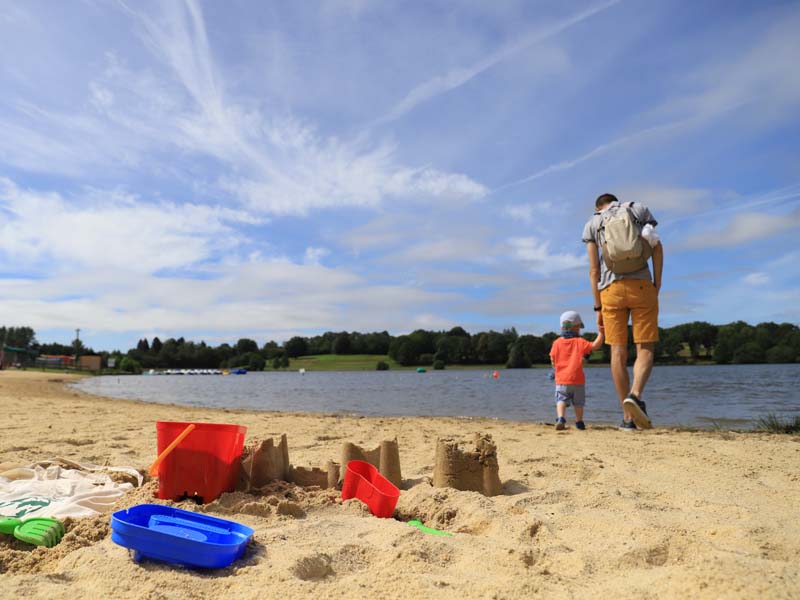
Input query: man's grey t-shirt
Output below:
<box><xmin>581</xmin><ymin>201</ymin><xmax>657</xmax><ymax>291</ymax></box>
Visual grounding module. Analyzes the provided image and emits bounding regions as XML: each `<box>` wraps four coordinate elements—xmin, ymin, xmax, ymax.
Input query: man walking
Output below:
<box><xmin>582</xmin><ymin>193</ymin><xmax>663</xmax><ymax>430</ymax></box>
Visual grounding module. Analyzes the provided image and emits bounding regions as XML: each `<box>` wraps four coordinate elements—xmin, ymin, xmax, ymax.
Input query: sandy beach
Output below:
<box><xmin>0</xmin><ymin>370</ymin><xmax>798</xmax><ymax>599</ymax></box>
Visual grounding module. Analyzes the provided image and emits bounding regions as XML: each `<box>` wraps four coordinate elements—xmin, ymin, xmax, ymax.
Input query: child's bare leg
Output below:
<box><xmin>556</xmin><ymin>401</ymin><xmax>566</xmax><ymax>419</ymax></box>
<box><xmin>574</xmin><ymin>405</ymin><xmax>584</xmax><ymax>422</ymax></box>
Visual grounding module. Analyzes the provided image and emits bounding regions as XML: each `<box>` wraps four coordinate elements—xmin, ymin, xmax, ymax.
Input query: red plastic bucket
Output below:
<box><xmin>155</xmin><ymin>421</ymin><xmax>247</xmax><ymax>504</ymax></box>
<box><xmin>341</xmin><ymin>460</ymin><xmax>400</xmax><ymax>518</ymax></box>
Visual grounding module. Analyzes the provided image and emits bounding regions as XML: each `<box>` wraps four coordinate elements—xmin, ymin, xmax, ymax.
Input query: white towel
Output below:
<box><xmin>0</xmin><ymin>458</ymin><xmax>141</xmax><ymax>519</ymax></box>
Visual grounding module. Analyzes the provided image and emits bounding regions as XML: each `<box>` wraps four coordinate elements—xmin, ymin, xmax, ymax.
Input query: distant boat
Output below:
<box><xmin>231</xmin><ymin>368</ymin><xmax>247</xmax><ymax>375</ymax></box>
<box><xmin>416</xmin><ymin>367</ymin><xmax>426</xmax><ymax>373</ymax></box>
<box><xmin>299</xmin><ymin>368</ymin><xmax>306</xmax><ymax>374</ymax></box>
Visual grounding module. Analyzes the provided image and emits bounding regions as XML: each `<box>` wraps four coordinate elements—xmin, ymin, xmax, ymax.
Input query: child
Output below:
<box><xmin>549</xmin><ymin>311</ymin><xmax>605</xmax><ymax>430</ymax></box>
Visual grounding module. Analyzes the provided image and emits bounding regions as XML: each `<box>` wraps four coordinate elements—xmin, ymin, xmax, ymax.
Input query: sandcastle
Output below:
<box><xmin>239</xmin><ymin>436</ymin><xmax>402</xmax><ymax>490</ymax></box>
<box><xmin>239</xmin><ymin>435</ymin><xmax>339</xmax><ymax>490</ymax></box>
<box><xmin>432</xmin><ymin>433</ymin><xmax>502</xmax><ymax>496</ymax></box>
<box><xmin>339</xmin><ymin>439</ymin><xmax>402</xmax><ymax>488</ymax></box>
<box><xmin>240</xmin><ymin>433</ymin><xmax>502</xmax><ymax>497</ymax></box>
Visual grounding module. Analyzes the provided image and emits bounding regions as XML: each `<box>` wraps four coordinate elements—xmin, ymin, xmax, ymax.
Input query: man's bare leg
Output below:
<box><xmin>609</xmin><ymin>344</ymin><xmax>631</xmax><ymax>420</ymax></box>
<box><xmin>630</xmin><ymin>342</ymin><xmax>655</xmax><ymax>399</ymax></box>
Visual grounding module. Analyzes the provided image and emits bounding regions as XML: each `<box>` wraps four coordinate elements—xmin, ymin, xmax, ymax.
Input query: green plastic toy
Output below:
<box><xmin>407</xmin><ymin>519</ymin><xmax>453</xmax><ymax>537</ymax></box>
<box><xmin>0</xmin><ymin>517</ymin><xmax>65</xmax><ymax>547</ymax></box>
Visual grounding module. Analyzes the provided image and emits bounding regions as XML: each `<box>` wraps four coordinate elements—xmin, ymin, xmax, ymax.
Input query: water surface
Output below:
<box><xmin>73</xmin><ymin>364</ymin><xmax>800</xmax><ymax>428</ymax></box>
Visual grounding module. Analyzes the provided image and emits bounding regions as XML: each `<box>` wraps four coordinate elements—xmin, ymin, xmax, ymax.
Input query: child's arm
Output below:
<box><xmin>590</xmin><ymin>327</ymin><xmax>605</xmax><ymax>352</ymax></box>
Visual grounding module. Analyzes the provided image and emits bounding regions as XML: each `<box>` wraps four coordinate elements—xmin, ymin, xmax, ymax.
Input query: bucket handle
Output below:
<box><xmin>149</xmin><ymin>424</ymin><xmax>196</xmax><ymax>477</ymax></box>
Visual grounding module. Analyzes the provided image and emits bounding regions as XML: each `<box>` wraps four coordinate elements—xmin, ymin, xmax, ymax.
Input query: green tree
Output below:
<box><xmin>280</xmin><ymin>353</ymin><xmax>290</xmax><ymax>368</ymax></box>
<box><xmin>363</xmin><ymin>331</ymin><xmax>391</xmax><ymax>355</ymax></box>
<box><xmin>766</xmin><ymin>345</ymin><xmax>796</xmax><ymax>364</ymax></box>
<box><xmin>516</xmin><ymin>335</ymin><xmax>547</xmax><ymax>364</ymax></box>
<box><xmin>262</xmin><ymin>341</ymin><xmax>283</xmax><ymax>360</ymax></box>
<box><xmin>447</xmin><ymin>326</ymin><xmax>469</xmax><ymax>337</ymax></box>
<box><xmin>248</xmin><ymin>353</ymin><xmax>266</xmax><ymax>371</ymax></box>
<box><xmin>506</xmin><ymin>343</ymin><xmax>532</xmax><ymax>368</ymax></box>
<box><xmin>434</xmin><ymin>336</ymin><xmax>460</xmax><ymax>364</ymax></box>
<box><xmin>0</xmin><ymin>326</ymin><xmax>37</xmax><ymax>348</ymax></box>
<box><xmin>119</xmin><ymin>356</ymin><xmax>141</xmax><ymax>373</ymax></box>
<box><xmin>733</xmin><ymin>342</ymin><xmax>765</xmax><ymax>364</ymax></box>
<box><xmin>376</xmin><ymin>360</ymin><xmax>389</xmax><ymax>371</ymax></box>
<box><xmin>333</xmin><ymin>332</ymin><xmax>351</xmax><ymax>355</ymax></box>
<box><xmin>418</xmin><ymin>353</ymin><xmax>434</xmax><ymax>366</ymax></box>
<box><xmin>656</xmin><ymin>328</ymin><xmax>683</xmax><ymax>362</ymax></box>
<box><xmin>236</xmin><ymin>338</ymin><xmax>259</xmax><ymax>354</ymax></box>
<box><xmin>433</xmin><ymin>359</ymin><xmax>446</xmax><ymax>370</ymax></box>
<box><xmin>284</xmin><ymin>336</ymin><xmax>308</xmax><ymax>358</ymax></box>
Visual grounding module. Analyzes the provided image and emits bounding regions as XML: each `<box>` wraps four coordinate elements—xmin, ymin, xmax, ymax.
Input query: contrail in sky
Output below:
<box><xmin>377</xmin><ymin>0</ymin><xmax>622</xmax><ymax>124</ymax></box>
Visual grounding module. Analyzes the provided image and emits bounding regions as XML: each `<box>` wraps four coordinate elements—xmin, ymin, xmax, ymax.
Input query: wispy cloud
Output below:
<box><xmin>303</xmin><ymin>246</ymin><xmax>330</xmax><ymax>266</ymax></box>
<box><xmin>684</xmin><ymin>209</ymin><xmax>800</xmax><ymax>249</ymax></box>
<box><xmin>743</xmin><ymin>272</ymin><xmax>769</xmax><ymax>286</ymax></box>
<box><xmin>497</xmin><ymin>117</ymin><xmax>693</xmax><ymax>191</ymax></box>
<box><xmin>0</xmin><ymin>178</ymin><xmax>258</xmax><ymax>275</ymax></box>
<box><xmin>501</xmin><ymin>201</ymin><xmax>557</xmax><ymax>224</ymax></box>
<box><xmin>377</xmin><ymin>0</ymin><xmax>621</xmax><ymax>124</ymax></box>
<box><xmin>659</xmin><ymin>11</ymin><xmax>800</xmax><ymax>125</ymax></box>
<box><xmin>507</xmin><ymin>236</ymin><xmax>584</xmax><ymax>275</ymax></box>
<box><xmin>615</xmin><ymin>186</ymin><xmax>713</xmax><ymax>214</ymax></box>
<box><xmin>0</xmin><ymin>1</ymin><xmax>488</xmax><ymax>217</ymax></box>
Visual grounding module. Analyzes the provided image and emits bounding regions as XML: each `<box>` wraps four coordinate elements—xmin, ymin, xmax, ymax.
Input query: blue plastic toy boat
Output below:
<box><xmin>111</xmin><ymin>504</ymin><xmax>254</xmax><ymax>568</ymax></box>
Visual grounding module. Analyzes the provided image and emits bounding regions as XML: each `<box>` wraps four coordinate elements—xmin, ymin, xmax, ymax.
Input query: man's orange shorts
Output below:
<box><xmin>600</xmin><ymin>278</ymin><xmax>659</xmax><ymax>345</ymax></box>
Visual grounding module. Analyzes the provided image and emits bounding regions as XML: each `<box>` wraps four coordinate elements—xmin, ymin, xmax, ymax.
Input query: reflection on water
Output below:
<box><xmin>73</xmin><ymin>363</ymin><xmax>800</xmax><ymax>428</ymax></box>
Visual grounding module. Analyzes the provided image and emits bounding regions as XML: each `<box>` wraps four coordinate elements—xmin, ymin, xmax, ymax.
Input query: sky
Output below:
<box><xmin>1</xmin><ymin>0</ymin><xmax>799</xmax><ymax>351</ymax></box>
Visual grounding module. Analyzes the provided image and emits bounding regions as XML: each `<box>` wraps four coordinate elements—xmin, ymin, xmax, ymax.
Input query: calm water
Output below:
<box><xmin>73</xmin><ymin>364</ymin><xmax>800</xmax><ymax>428</ymax></box>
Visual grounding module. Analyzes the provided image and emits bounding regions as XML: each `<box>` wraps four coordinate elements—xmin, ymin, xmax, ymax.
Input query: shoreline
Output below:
<box><xmin>2</xmin><ymin>370</ymin><xmax>799</xmax><ymax>599</ymax></box>
<box><xmin>66</xmin><ymin>369</ymin><xmax>783</xmax><ymax>431</ymax></box>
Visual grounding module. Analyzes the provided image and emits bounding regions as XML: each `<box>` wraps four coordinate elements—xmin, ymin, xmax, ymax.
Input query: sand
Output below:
<box><xmin>0</xmin><ymin>370</ymin><xmax>798</xmax><ymax>599</ymax></box>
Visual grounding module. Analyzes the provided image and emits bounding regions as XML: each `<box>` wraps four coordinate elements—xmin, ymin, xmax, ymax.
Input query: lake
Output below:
<box><xmin>72</xmin><ymin>363</ymin><xmax>800</xmax><ymax>428</ymax></box>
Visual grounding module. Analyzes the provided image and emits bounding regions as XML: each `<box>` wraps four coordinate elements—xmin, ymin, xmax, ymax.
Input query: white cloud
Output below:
<box><xmin>684</xmin><ymin>209</ymin><xmax>800</xmax><ymax>248</ymax></box>
<box><xmin>0</xmin><ymin>260</ymin><xmax>458</xmax><ymax>338</ymax></box>
<box><xmin>501</xmin><ymin>201</ymin><xmax>556</xmax><ymax>224</ymax></box>
<box><xmin>0</xmin><ymin>178</ymin><xmax>259</xmax><ymax>274</ymax></box>
<box><xmin>507</xmin><ymin>236</ymin><xmax>584</xmax><ymax>274</ymax></box>
<box><xmin>303</xmin><ymin>247</ymin><xmax>330</xmax><ymax>265</ymax></box>
<box><xmin>616</xmin><ymin>186</ymin><xmax>713</xmax><ymax>214</ymax></box>
<box><xmin>743</xmin><ymin>272</ymin><xmax>769</xmax><ymax>286</ymax></box>
<box><xmin>503</xmin><ymin>204</ymin><xmax>535</xmax><ymax>223</ymax></box>
<box><xmin>123</xmin><ymin>0</ymin><xmax>488</xmax><ymax>215</ymax></box>
<box><xmin>0</xmin><ymin>1</ymin><xmax>488</xmax><ymax>216</ymax></box>
<box><xmin>388</xmin><ymin>239</ymin><xmax>491</xmax><ymax>264</ymax></box>
<box><xmin>663</xmin><ymin>13</ymin><xmax>800</xmax><ymax>125</ymax></box>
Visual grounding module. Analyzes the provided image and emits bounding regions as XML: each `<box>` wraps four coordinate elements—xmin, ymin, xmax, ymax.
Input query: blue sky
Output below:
<box><xmin>1</xmin><ymin>0</ymin><xmax>798</xmax><ymax>351</ymax></box>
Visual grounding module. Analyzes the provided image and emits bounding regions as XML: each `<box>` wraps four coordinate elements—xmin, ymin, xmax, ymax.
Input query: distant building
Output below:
<box><xmin>35</xmin><ymin>355</ymin><xmax>75</xmax><ymax>369</ymax></box>
<box><xmin>1</xmin><ymin>346</ymin><xmax>37</xmax><ymax>368</ymax></box>
<box><xmin>78</xmin><ymin>355</ymin><xmax>102</xmax><ymax>372</ymax></box>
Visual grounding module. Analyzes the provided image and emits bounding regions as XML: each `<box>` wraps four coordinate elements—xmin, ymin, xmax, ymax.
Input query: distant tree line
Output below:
<box><xmin>3</xmin><ymin>321</ymin><xmax>799</xmax><ymax>373</ymax></box>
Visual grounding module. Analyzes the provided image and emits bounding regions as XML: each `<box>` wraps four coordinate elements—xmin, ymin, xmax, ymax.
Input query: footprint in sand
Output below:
<box><xmin>292</xmin><ymin>553</ymin><xmax>333</xmax><ymax>580</ymax></box>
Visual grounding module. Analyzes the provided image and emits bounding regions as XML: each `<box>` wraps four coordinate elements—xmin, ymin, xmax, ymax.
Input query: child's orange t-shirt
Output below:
<box><xmin>549</xmin><ymin>337</ymin><xmax>594</xmax><ymax>385</ymax></box>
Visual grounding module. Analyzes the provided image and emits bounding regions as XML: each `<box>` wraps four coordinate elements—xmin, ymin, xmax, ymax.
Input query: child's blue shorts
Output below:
<box><xmin>555</xmin><ymin>384</ymin><xmax>586</xmax><ymax>407</ymax></box>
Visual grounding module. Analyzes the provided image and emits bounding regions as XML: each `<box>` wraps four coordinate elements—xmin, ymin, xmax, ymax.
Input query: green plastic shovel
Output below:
<box><xmin>0</xmin><ymin>517</ymin><xmax>65</xmax><ymax>547</ymax></box>
<box><xmin>407</xmin><ymin>519</ymin><xmax>453</xmax><ymax>537</ymax></box>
